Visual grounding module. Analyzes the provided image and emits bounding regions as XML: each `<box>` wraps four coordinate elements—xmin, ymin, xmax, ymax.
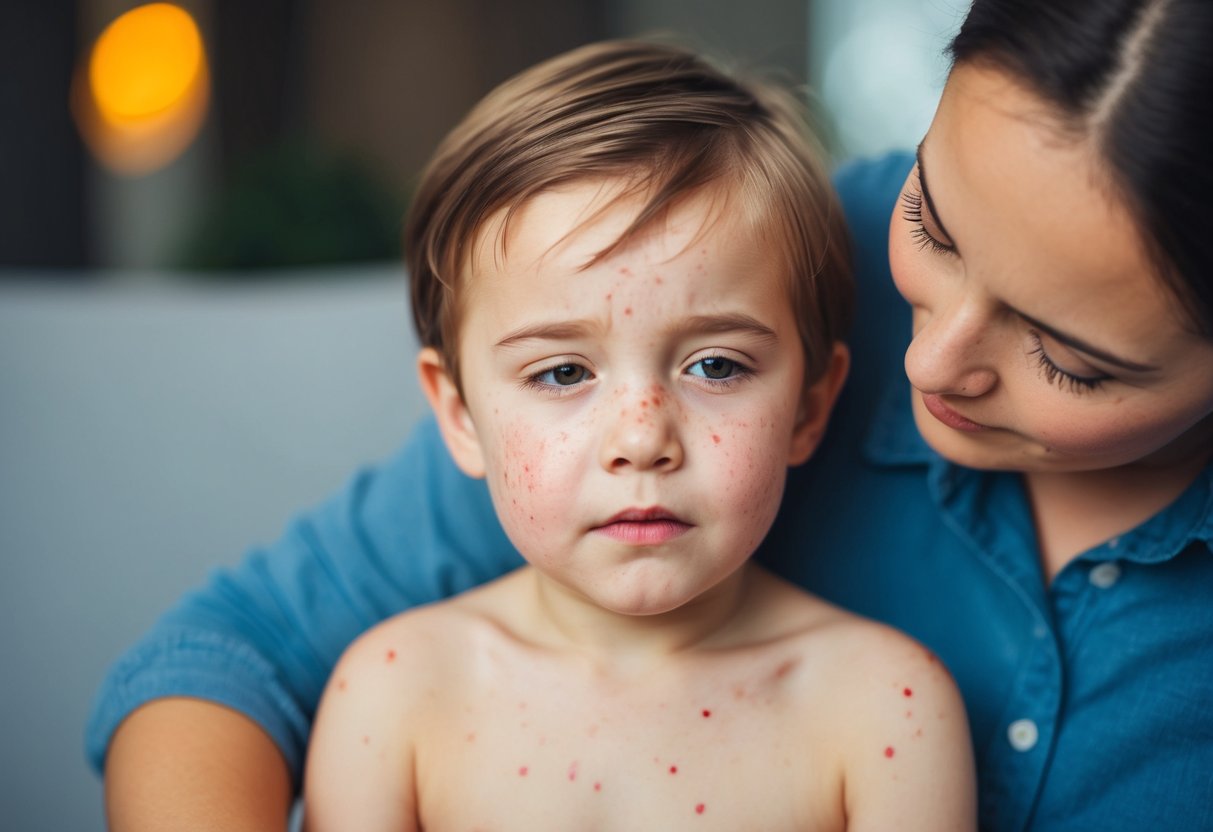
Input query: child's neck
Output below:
<box><xmin>520</xmin><ymin>563</ymin><xmax>758</xmax><ymax>672</ymax></box>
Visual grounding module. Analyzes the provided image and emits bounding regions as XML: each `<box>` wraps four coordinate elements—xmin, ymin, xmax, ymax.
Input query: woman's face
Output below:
<box><xmin>888</xmin><ymin>62</ymin><xmax>1213</xmax><ymax>475</ymax></box>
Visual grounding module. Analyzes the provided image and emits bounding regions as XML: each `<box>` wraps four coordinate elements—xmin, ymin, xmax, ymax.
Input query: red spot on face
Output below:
<box><xmin>884</xmin><ymin>746</ymin><xmax>895</xmax><ymax>759</ymax></box>
<box><xmin>594</xmin><ymin>782</ymin><xmax>602</xmax><ymax>792</ymax></box>
<box><xmin>624</xmin><ymin>307</ymin><xmax>633</xmax><ymax>316</ymax></box>
<box><xmin>337</xmin><ymin>678</ymin><xmax>348</xmax><ymax>691</ymax></box>
<box><xmin>711</xmin><ymin>434</ymin><xmax>721</xmax><ymax>444</ymax></box>
<box><xmin>903</xmin><ymin>687</ymin><xmax>913</xmax><ymax>697</ymax></box>
<box><xmin>519</xmin><ymin>766</ymin><xmax>528</xmax><ymax>776</ymax></box>
<box><xmin>669</xmin><ymin>765</ymin><xmax>678</xmax><ymax>774</ymax></box>
<box><xmin>386</xmin><ymin>649</ymin><xmax>396</xmax><ymax>663</ymax></box>
<box><xmin>702</xmin><ymin>709</ymin><xmax>712</xmax><ymax>718</ymax></box>
<box><xmin>568</xmin><ymin>761</ymin><xmax>579</xmax><ymax>782</ymax></box>
<box><xmin>695</xmin><ymin>803</ymin><xmax>706</xmax><ymax>814</ymax></box>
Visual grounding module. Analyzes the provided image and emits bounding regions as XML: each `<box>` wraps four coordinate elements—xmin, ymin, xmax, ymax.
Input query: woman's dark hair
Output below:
<box><xmin>950</xmin><ymin>0</ymin><xmax>1213</xmax><ymax>336</ymax></box>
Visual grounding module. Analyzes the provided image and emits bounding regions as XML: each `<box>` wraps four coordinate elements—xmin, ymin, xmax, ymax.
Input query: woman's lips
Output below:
<box><xmin>921</xmin><ymin>393</ymin><xmax>990</xmax><ymax>433</ymax></box>
<box><xmin>592</xmin><ymin>508</ymin><xmax>692</xmax><ymax>545</ymax></box>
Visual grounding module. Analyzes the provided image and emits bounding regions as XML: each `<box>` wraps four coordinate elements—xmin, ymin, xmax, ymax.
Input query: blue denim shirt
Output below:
<box><xmin>87</xmin><ymin>153</ymin><xmax>1213</xmax><ymax>830</ymax></box>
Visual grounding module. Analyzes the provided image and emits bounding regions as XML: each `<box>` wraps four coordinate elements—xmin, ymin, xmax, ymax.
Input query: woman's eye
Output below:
<box><xmin>534</xmin><ymin>363</ymin><xmax>592</xmax><ymax>386</ymax></box>
<box><xmin>688</xmin><ymin>356</ymin><xmax>744</xmax><ymax>381</ymax></box>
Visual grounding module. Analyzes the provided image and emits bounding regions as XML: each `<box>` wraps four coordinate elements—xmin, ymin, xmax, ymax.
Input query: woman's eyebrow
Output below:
<box><xmin>1017</xmin><ymin>310</ymin><xmax>1159</xmax><ymax>373</ymax></box>
<box><xmin>916</xmin><ymin>144</ymin><xmax>957</xmax><ymax>245</ymax></box>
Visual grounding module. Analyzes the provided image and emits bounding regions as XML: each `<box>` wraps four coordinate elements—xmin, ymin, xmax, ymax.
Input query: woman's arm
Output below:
<box><xmin>105</xmin><ymin>699</ymin><xmax>292</xmax><ymax>832</ymax></box>
<box><xmin>90</xmin><ymin>416</ymin><xmax>521</xmax><ymax>827</ymax></box>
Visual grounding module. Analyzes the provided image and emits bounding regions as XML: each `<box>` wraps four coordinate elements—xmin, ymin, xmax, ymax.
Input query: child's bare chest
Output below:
<box><xmin>411</xmin><ymin>649</ymin><xmax>843</xmax><ymax>831</ymax></box>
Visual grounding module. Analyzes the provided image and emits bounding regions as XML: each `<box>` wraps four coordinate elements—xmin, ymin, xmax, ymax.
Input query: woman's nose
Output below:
<box><xmin>598</xmin><ymin>387</ymin><xmax>684</xmax><ymax>474</ymax></box>
<box><xmin>903</xmin><ymin>300</ymin><xmax>998</xmax><ymax>397</ymax></box>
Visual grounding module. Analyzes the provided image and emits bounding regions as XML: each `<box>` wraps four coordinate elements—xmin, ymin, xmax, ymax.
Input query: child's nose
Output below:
<box><xmin>598</xmin><ymin>386</ymin><xmax>684</xmax><ymax>474</ymax></box>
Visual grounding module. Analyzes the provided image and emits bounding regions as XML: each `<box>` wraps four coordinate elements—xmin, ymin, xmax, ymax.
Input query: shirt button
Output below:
<box><xmin>1089</xmin><ymin>562</ymin><xmax>1121</xmax><ymax>589</ymax></box>
<box><xmin>1008</xmin><ymin>719</ymin><xmax>1039</xmax><ymax>752</ymax></box>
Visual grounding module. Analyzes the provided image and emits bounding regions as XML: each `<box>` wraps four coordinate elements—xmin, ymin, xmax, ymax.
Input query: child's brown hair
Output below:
<box><xmin>405</xmin><ymin>39</ymin><xmax>853</xmax><ymax>393</ymax></box>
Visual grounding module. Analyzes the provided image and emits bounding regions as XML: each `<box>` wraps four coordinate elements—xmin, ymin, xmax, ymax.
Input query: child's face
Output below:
<box><xmin>421</xmin><ymin>180</ymin><xmax>843</xmax><ymax>617</ymax></box>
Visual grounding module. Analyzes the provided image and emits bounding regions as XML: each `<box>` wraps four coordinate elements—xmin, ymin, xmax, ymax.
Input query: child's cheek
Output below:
<box><xmin>708</xmin><ymin>414</ymin><xmax>789</xmax><ymax>550</ymax></box>
<box><xmin>488</xmin><ymin>418</ymin><xmax>577</xmax><ymax>547</ymax></box>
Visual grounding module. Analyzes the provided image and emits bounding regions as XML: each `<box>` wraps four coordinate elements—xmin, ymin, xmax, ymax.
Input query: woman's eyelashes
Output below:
<box><xmin>1028</xmin><ymin>331</ymin><xmax>1110</xmax><ymax>393</ymax></box>
<box><xmin>901</xmin><ymin>185</ymin><xmax>954</xmax><ymax>257</ymax></box>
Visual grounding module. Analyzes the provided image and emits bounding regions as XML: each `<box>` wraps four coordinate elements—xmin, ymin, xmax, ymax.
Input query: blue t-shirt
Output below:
<box><xmin>86</xmin><ymin>153</ymin><xmax>1213</xmax><ymax>831</ymax></box>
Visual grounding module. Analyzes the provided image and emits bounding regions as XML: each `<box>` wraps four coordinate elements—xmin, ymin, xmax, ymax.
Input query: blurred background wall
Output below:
<box><xmin>0</xmin><ymin>1</ymin><xmax>963</xmax><ymax>829</ymax></box>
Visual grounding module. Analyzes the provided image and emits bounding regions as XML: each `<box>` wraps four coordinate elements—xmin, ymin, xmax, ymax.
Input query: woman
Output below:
<box><xmin>92</xmin><ymin>1</ymin><xmax>1213</xmax><ymax>829</ymax></box>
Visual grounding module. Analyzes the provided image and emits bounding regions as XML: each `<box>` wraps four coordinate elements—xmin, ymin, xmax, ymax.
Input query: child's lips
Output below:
<box><xmin>592</xmin><ymin>507</ymin><xmax>693</xmax><ymax>545</ymax></box>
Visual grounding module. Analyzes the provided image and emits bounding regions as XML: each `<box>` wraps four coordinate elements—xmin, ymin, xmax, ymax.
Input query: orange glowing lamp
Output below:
<box><xmin>74</xmin><ymin>3</ymin><xmax>211</xmax><ymax>175</ymax></box>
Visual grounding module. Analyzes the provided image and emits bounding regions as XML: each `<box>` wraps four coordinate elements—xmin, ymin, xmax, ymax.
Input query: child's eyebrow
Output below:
<box><xmin>493</xmin><ymin>313</ymin><xmax>778</xmax><ymax>350</ymax></box>
<box><xmin>672</xmin><ymin>313</ymin><xmax>778</xmax><ymax>342</ymax></box>
<box><xmin>493</xmin><ymin>319</ymin><xmax>604</xmax><ymax>349</ymax></box>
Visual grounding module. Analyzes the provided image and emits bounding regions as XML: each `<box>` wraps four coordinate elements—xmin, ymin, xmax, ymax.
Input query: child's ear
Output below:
<box><xmin>788</xmin><ymin>341</ymin><xmax>850</xmax><ymax>466</ymax></box>
<box><xmin>417</xmin><ymin>347</ymin><xmax>486</xmax><ymax>479</ymax></box>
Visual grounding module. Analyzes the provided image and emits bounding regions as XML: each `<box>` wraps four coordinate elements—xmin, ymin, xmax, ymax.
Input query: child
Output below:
<box><xmin>303</xmin><ymin>40</ymin><xmax>975</xmax><ymax>831</ymax></box>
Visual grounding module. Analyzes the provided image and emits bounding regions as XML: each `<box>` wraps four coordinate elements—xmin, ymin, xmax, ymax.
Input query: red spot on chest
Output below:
<box><xmin>711</xmin><ymin>434</ymin><xmax>721</xmax><ymax>444</ymax></box>
<box><xmin>695</xmin><ymin>803</ymin><xmax>706</xmax><ymax>814</ymax></box>
<box><xmin>385</xmin><ymin>649</ymin><xmax>396</xmax><ymax>663</ymax></box>
<box><xmin>884</xmin><ymin>746</ymin><xmax>895</xmax><ymax>758</ymax></box>
<box><xmin>903</xmin><ymin>687</ymin><xmax>913</xmax><ymax>697</ymax></box>
<box><xmin>701</xmin><ymin>709</ymin><xmax>712</xmax><ymax>718</ymax></box>
<box><xmin>669</xmin><ymin>765</ymin><xmax>678</xmax><ymax>774</ymax></box>
<box><xmin>518</xmin><ymin>766</ymin><xmax>528</xmax><ymax>776</ymax></box>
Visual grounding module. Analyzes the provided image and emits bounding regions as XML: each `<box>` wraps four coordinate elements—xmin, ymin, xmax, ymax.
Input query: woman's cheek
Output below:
<box><xmin>1029</xmin><ymin>400</ymin><xmax>1203</xmax><ymax>463</ymax></box>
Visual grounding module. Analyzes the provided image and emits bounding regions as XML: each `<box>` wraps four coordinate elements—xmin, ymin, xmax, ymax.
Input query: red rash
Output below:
<box><xmin>702</xmin><ymin>709</ymin><xmax>712</xmax><ymax>718</ymax></box>
<box><xmin>711</xmin><ymin>434</ymin><xmax>721</xmax><ymax>444</ymax></box>
<box><xmin>669</xmin><ymin>765</ymin><xmax>678</xmax><ymax>774</ymax></box>
<box><xmin>385</xmin><ymin>649</ymin><xmax>396</xmax><ymax>663</ymax></box>
<box><xmin>519</xmin><ymin>766</ymin><xmax>528</xmax><ymax>776</ymax></box>
<box><xmin>696</xmin><ymin>804</ymin><xmax>706</xmax><ymax>814</ymax></box>
<box><xmin>884</xmin><ymin>746</ymin><xmax>896</xmax><ymax>759</ymax></box>
<box><xmin>903</xmin><ymin>687</ymin><xmax>913</xmax><ymax>697</ymax></box>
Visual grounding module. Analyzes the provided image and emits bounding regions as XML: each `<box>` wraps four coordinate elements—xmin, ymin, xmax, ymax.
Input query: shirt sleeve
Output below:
<box><xmin>84</xmin><ymin>414</ymin><xmax>522</xmax><ymax>785</ymax></box>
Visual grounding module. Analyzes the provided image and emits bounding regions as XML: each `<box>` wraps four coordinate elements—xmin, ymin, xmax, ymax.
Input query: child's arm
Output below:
<box><xmin>302</xmin><ymin>625</ymin><xmax>421</xmax><ymax>832</ymax></box>
<box><xmin>837</xmin><ymin>630</ymin><xmax>977</xmax><ymax>832</ymax></box>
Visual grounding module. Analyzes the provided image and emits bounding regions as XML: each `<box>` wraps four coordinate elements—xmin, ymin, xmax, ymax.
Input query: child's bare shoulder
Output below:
<box><xmin>333</xmin><ymin>569</ymin><xmax>524</xmax><ymax>689</ymax></box>
<box><xmin>747</xmin><ymin>569</ymin><xmax>965</xmax><ymax>739</ymax></box>
<box><xmin>751</xmin><ymin>573</ymin><xmax>975</xmax><ymax>829</ymax></box>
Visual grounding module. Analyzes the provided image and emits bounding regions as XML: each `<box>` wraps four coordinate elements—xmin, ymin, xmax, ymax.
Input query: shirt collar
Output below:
<box><xmin>862</xmin><ymin>381</ymin><xmax>936</xmax><ymax>467</ymax></box>
<box><xmin>860</xmin><ymin>378</ymin><xmax>1213</xmax><ymax>563</ymax></box>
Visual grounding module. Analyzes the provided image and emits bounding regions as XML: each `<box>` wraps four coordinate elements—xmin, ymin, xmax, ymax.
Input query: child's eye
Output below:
<box><xmin>532</xmin><ymin>363</ymin><xmax>593</xmax><ymax>387</ymax></box>
<box><xmin>686</xmin><ymin>356</ymin><xmax>752</xmax><ymax>385</ymax></box>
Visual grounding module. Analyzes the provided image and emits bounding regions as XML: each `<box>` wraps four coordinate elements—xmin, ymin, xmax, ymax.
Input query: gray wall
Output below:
<box><xmin>0</xmin><ymin>267</ymin><xmax>423</xmax><ymax>831</ymax></box>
